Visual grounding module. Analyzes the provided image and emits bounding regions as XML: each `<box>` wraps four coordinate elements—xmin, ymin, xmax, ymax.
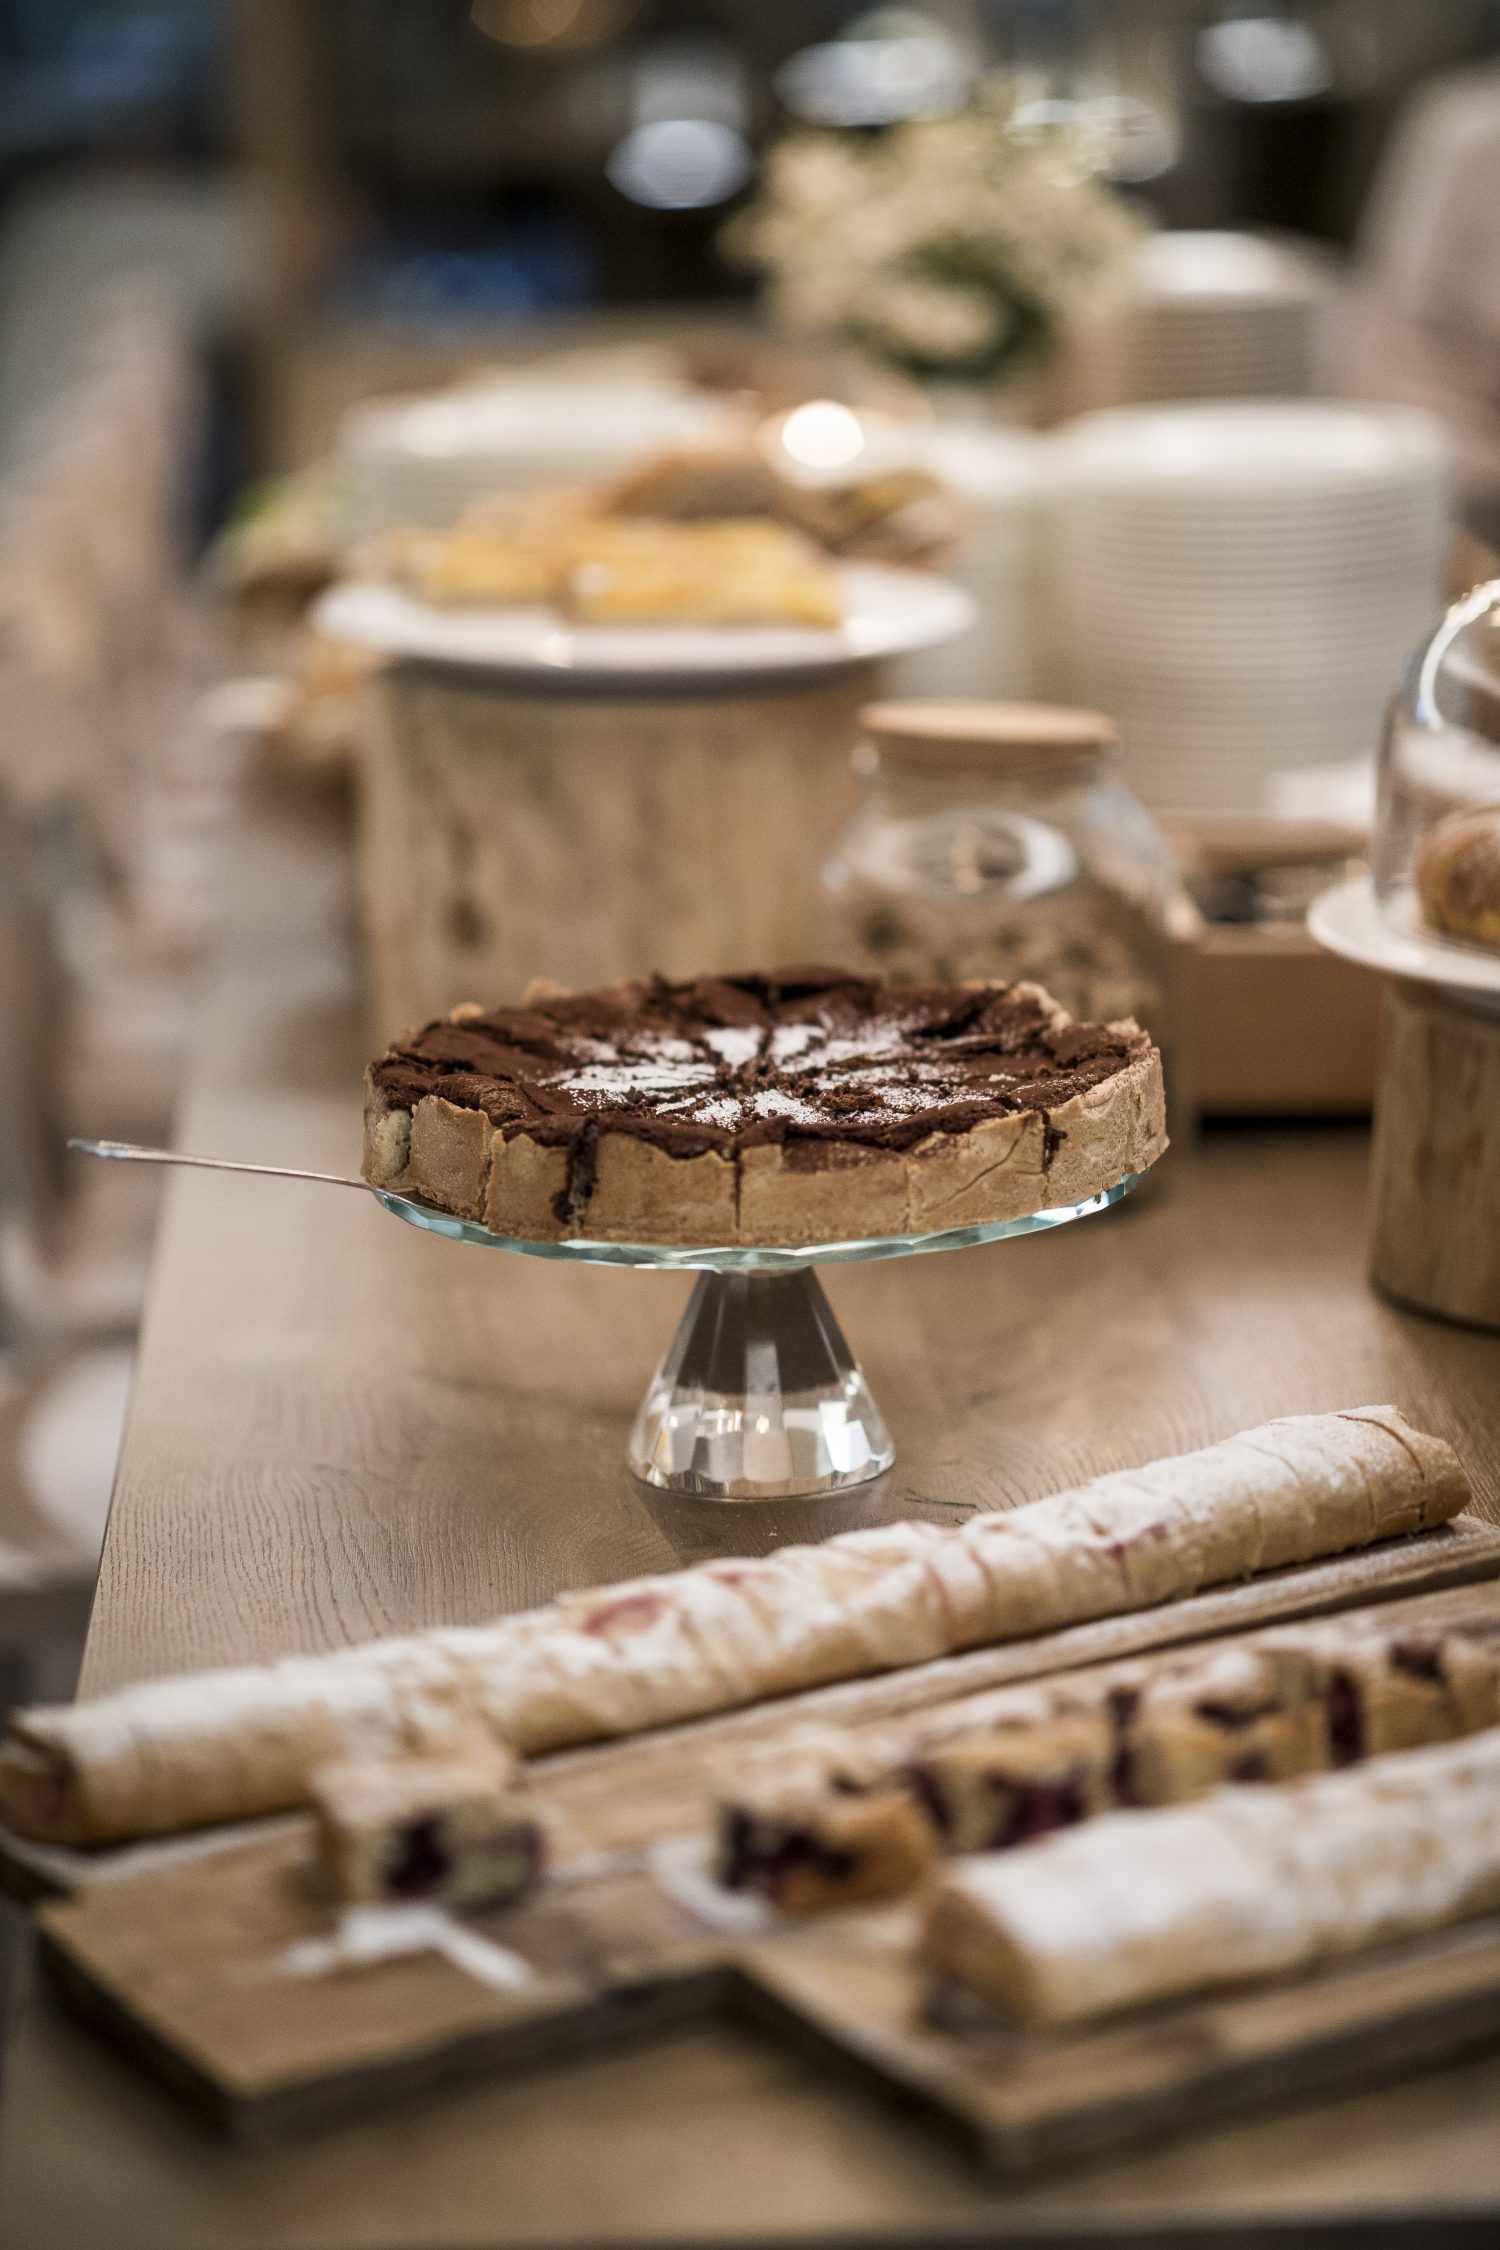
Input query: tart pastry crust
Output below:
<box><xmin>0</xmin><ymin>1407</ymin><xmax>1468</xmax><ymax>1849</ymax></box>
<box><xmin>363</xmin><ymin>970</ymin><xmax>1167</xmax><ymax>1248</ymax></box>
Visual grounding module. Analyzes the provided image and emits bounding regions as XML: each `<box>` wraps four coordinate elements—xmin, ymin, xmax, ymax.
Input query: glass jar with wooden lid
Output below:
<box><xmin>820</xmin><ymin>700</ymin><xmax>1178</xmax><ymax>1057</ymax></box>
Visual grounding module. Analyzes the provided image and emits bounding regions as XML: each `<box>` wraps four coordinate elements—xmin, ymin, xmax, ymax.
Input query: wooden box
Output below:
<box><xmin>1190</xmin><ymin>924</ymin><xmax>1384</xmax><ymax>1117</ymax></box>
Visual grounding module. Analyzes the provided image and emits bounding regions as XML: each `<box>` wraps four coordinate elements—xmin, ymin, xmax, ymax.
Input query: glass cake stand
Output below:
<box><xmin>376</xmin><ymin>1172</ymin><xmax>1146</xmax><ymax>1502</ymax></box>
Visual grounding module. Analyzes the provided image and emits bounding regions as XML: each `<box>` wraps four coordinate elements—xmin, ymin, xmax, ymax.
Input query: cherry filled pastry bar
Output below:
<box><xmin>312</xmin><ymin>1749</ymin><xmax>543</xmax><ymax>1912</ymax></box>
<box><xmin>709</xmin><ymin>1620</ymin><xmax>1500</xmax><ymax>1912</ymax></box>
<box><xmin>362</xmin><ymin>968</ymin><xmax>1166</xmax><ymax>1247</ymax></box>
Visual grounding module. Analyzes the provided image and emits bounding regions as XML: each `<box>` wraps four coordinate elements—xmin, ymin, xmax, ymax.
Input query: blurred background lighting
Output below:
<box><xmin>776</xmin><ymin>12</ymin><xmax>970</xmax><ymax>128</ymax></box>
<box><xmin>1008</xmin><ymin>94</ymin><xmax>1176</xmax><ymax>185</ymax></box>
<box><xmin>470</xmin><ymin>0</ymin><xmax>639</xmax><ymax>51</ymax></box>
<box><xmin>1083</xmin><ymin>95</ymin><xmax>1179</xmax><ymax>184</ymax></box>
<box><xmin>777</xmin><ymin>400</ymin><xmax>868</xmax><ymax>472</ymax></box>
<box><xmin>606</xmin><ymin>117</ymin><xmax>753</xmax><ymax>210</ymax></box>
<box><xmin>1197</xmin><ymin>15</ymin><xmax>1334</xmax><ymax>105</ymax></box>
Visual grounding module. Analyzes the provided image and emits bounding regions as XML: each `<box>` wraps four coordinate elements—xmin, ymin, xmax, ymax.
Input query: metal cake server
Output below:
<box><xmin>68</xmin><ymin>1139</ymin><xmax>379</xmax><ymax>1195</ymax></box>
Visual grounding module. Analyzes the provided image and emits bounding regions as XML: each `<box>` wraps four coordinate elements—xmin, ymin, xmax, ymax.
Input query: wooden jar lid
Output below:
<box><xmin>862</xmin><ymin>700</ymin><xmax>1118</xmax><ymax>772</ymax></box>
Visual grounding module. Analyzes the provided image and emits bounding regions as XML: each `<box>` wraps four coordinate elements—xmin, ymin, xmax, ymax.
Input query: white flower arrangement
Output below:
<box><xmin>727</xmin><ymin>81</ymin><xmax>1143</xmax><ymax>380</ymax></box>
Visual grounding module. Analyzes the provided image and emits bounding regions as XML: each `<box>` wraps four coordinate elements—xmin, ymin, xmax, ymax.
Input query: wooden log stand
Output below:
<box><xmin>358</xmin><ymin>659</ymin><xmax>878</xmax><ymax>1041</ymax></box>
<box><xmin>1370</xmin><ymin>977</ymin><xmax>1500</xmax><ymax>1330</ymax></box>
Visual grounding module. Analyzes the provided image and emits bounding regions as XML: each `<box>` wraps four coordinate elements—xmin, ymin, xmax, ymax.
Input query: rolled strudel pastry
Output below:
<box><xmin>0</xmin><ymin>1407</ymin><xmax>1468</xmax><ymax>1848</ymax></box>
<box><xmin>922</xmin><ymin>1726</ymin><xmax>1500</xmax><ymax>2028</ymax></box>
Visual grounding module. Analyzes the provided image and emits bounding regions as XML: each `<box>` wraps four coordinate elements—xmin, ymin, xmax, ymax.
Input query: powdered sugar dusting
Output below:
<box><xmin>534</xmin><ymin>1026</ymin><xmax>994</xmax><ymax>1130</ymax></box>
<box><xmin>704</xmin><ymin>1025</ymin><xmax>762</xmax><ymax>1067</ymax></box>
<box><xmin>696</xmin><ymin>1095</ymin><xmax>741</xmax><ymax>1128</ymax></box>
<box><xmin>753</xmin><ymin>1088</ymin><xmax>824</xmax><ymax>1124</ymax></box>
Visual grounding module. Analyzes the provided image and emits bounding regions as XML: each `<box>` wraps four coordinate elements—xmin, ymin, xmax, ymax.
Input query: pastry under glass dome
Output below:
<box><xmin>1374</xmin><ymin>578</ymin><xmax>1500</xmax><ymax>956</ymax></box>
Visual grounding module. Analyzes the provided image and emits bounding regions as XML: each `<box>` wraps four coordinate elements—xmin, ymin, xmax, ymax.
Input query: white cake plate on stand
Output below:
<box><xmin>374</xmin><ymin>1176</ymin><xmax>1148</xmax><ymax>1501</ymax></box>
<box><xmin>1310</xmin><ymin>872</ymin><xmax>1500</xmax><ymax>1007</ymax></box>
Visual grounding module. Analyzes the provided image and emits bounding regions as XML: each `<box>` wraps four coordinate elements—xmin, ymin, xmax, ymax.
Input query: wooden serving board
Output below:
<box><xmin>39</xmin><ymin>1836</ymin><xmax>736</xmax><ymax>2140</ymax></box>
<box><xmin>8</xmin><ymin>1512</ymin><xmax>1500</xmax><ymax>1906</ymax></box>
<box><xmin>34</xmin><ymin>1576</ymin><xmax>1500</xmax><ymax>2154</ymax></box>
<box><xmin>737</xmin><ymin>1911</ymin><xmax>1500</xmax><ymax>2175</ymax></box>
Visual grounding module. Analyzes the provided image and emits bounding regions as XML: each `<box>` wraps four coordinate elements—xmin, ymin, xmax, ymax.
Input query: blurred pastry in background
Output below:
<box><xmin>799</xmin><ymin>474</ymin><xmax>968</xmax><ymax>569</ymax></box>
<box><xmin>383</xmin><ymin>499</ymin><xmax>844</xmax><ymax>628</ymax></box>
<box><xmin>381</xmin><ymin>486</ymin><xmax>596</xmax><ymax>605</ymax></box>
<box><xmin>265</xmin><ymin>629</ymin><xmax>380</xmax><ymax>779</ymax></box>
<box><xmin>674</xmin><ymin>335</ymin><xmax>843</xmax><ymax>417</ymax></box>
<box><xmin>562</xmin><ymin>517</ymin><xmax>843</xmax><ymax>627</ymax></box>
<box><xmin>209</xmin><ymin>463</ymin><xmax>342</xmax><ymax>656</ymax></box>
<box><xmin>1416</xmin><ymin>804</ymin><xmax>1500</xmax><ymax>948</ymax></box>
<box><xmin>602</xmin><ymin>441</ymin><xmax>783</xmax><ymax>523</ymax></box>
<box><xmin>603</xmin><ymin>414</ymin><xmax>968</xmax><ymax>569</ymax></box>
<box><xmin>367</xmin><ymin>405</ymin><xmax>961</xmax><ymax>622</ymax></box>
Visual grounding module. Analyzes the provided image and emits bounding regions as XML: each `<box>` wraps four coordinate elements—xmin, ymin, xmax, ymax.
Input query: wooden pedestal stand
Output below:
<box><xmin>1370</xmin><ymin>977</ymin><xmax>1500</xmax><ymax>1330</ymax></box>
<box><xmin>358</xmin><ymin>661</ymin><xmax>876</xmax><ymax>1041</ymax></box>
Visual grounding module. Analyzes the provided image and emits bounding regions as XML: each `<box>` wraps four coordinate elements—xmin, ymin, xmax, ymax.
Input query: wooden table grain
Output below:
<box><xmin>3</xmin><ymin>788</ymin><xmax>1500</xmax><ymax>2250</ymax></box>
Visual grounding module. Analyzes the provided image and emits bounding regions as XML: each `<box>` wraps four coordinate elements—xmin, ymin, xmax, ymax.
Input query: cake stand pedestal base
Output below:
<box><xmin>1370</xmin><ymin>978</ymin><xmax>1500</xmax><ymax>1331</ymax></box>
<box><xmin>372</xmin><ymin>1169</ymin><xmax>1146</xmax><ymax>1507</ymax></box>
<box><xmin>628</xmin><ymin>1269</ymin><xmax>893</xmax><ymax>1500</ymax></box>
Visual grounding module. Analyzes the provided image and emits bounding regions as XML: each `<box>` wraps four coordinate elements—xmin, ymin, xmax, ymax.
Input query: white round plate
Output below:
<box><xmin>1056</xmin><ymin>402</ymin><xmax>1446</xmax><ymax>496</ymax></box>
<box><xmin>315</xmin><ymin>564</ymin><xmax>975</xmax><ymax>685</ymax></box>
<box><xmin>1064</xmin><ymin>528</ymin><xmax>1443</xmax><ymax>563</ymax></box>
<box><xmin>1309</xmin><ymin>873</ymin><xmax>1500</xmax><ymax>996</ymax></box>
<box><xmin>1075</xmin><ymin>660</ymin><xmax>1411</xmax><ymax>705</ymax></box>
<box><xmin>911</xmin><ymin>425</ymin><xmax>1045</xmax><ymax>506</ymax></box>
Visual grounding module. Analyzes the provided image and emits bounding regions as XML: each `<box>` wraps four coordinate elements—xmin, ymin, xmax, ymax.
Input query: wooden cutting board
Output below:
<box><xmin>39</xmin><ymin>1835</ymin><xmax>736</xmax><ymax>2139</ymax></box>
<box><xmin>737</xmin><ymin>1911</ymin><xmax>1500</xmax><ymax>2175</ymax></box>
<box><xmin>34</xmin><ymin>1574</ymin><xmax>1500</xmax><ymax>2154</ymax></box>
<box><xmin>8</xmin><ymin>1512</ymin><xmax>1500</xmax><ymax>1906</ymax></box>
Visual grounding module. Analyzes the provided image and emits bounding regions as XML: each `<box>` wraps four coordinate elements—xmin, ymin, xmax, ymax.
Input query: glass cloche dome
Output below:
<box><xmin>1375</xmin><ymin>578</ymin><xmax>1500</xmax><ymax>955</ymax></box>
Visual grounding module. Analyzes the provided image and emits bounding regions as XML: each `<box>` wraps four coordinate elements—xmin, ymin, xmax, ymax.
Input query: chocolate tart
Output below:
<box><xmin>362</xmin><ymin>968</ymin><xmax>1165</xmax><ymax>1247</ymax></box>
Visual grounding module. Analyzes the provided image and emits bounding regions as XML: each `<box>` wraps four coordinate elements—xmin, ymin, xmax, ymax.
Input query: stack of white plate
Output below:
<box><xmin>1064</xmin><ymin>231</ymin><xmax>1333</xmax><ymax>409</ymax></box>
<box><xmin>338</xmin><ymin>375</ymin><xmax>736</xmax><ymax>543</ymax></box>
<box><xmin>892</xmin><ymin>424</ymin><xmax>1048</xmax><ymax>701</ymax></box>
<box><xmin>1047</xmin><ymin>402</ymin><xmax>1449</xmax><ymax>814</ymax></box>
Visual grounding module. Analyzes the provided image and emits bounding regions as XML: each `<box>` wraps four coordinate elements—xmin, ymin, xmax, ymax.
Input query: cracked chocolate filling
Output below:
<box><xmin>371</xmin><ymin>968</ymin><xmax>1150</xmax><ymax>1213</ymax></box>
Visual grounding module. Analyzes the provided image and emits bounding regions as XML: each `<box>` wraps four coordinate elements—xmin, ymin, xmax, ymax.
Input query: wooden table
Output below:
<box><xmin>3</xmin><ymin>788</ymin><xmax>1500</xmax><ymax>2250</ymax></box>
